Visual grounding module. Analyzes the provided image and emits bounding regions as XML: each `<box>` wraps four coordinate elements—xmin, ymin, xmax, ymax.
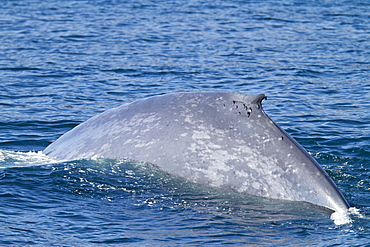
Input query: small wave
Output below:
<box><xmin>0</xmin><ymin>150</ymin><xmax>58</xmax><ymax>168</ymax></box>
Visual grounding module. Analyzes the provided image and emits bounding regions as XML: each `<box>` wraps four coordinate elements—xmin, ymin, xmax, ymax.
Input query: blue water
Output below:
<box><xmin>1</xmin><ymin>0</ymin><xmax>369</xmax><ymax>245</ymax></box>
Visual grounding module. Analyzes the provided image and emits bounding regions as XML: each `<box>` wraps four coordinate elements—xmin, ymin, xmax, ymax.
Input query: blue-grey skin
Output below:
<box><xmin>44</xmin><ymin>92</ymin><xmax>349</xmax><ymax>213</ymax></box>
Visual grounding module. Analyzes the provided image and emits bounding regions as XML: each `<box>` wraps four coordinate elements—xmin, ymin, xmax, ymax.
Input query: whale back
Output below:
<box><xmin>44</xmin><ymin>92</ymin><xmax>349</xmax><ymax>213</ymax></box>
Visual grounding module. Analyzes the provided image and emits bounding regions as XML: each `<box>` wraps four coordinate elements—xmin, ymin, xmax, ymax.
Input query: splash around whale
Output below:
<box><xmin>44</xmin><ymin>92</ymin><xmax>349</xmax><ymax>215</ymax></box>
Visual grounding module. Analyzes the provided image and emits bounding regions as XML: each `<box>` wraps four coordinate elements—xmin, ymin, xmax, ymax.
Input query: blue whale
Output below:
<box><xmin>44</xmin><ymin>92</ymin><xmax>349</xmax><ymax>214</ymax></box>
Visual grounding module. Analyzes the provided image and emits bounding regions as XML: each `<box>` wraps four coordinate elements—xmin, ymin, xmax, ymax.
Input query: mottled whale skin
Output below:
<box><xmin>44</xmin><ymin>92</ymin><xmax>349</xmax><ymax>213</ymax></box>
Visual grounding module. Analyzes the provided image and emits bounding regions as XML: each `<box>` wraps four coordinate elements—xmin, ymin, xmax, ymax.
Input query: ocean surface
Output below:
<box><xmin>1</xmin><ymin>0</ymin><xmax>369</xmax><ymax>245</ymax></box>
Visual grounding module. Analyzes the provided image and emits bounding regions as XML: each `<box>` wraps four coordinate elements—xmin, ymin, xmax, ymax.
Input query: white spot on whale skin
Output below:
<box><xmin>123</xmin><ymin>139</ymin><xmax>133</xmax><ymax>145</ymax></box>
<box><xmin>192</xmin><ymin>130</ymin><xmax>211</xmax><ymax>140</ymax></box>
<box><xmin>134</xmin><ymin>141</ymin><xmax>155</xmax><ymax>148</ymax></box>
<box><xmin>252</xmin><ymin>181</ymin><xmax>261</xmax><ymax>190</ymax></box>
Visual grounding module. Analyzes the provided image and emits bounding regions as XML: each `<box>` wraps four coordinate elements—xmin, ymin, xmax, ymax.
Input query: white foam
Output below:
<box><xmin>330</xmin><ymin>207</ymin><xmax>361</xmax><ymax>225</ymax></box>
<box><xmin>0</xmin><ymin>150</ymin><xmax>59</xmax><ymax>168</ymax></box>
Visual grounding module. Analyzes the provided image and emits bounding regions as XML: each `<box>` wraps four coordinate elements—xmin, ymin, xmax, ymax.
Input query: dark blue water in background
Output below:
<box><xmin>1</xmin><ymin>0</ymin><xmax>369</xmax><ymax>245</ymax></box>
